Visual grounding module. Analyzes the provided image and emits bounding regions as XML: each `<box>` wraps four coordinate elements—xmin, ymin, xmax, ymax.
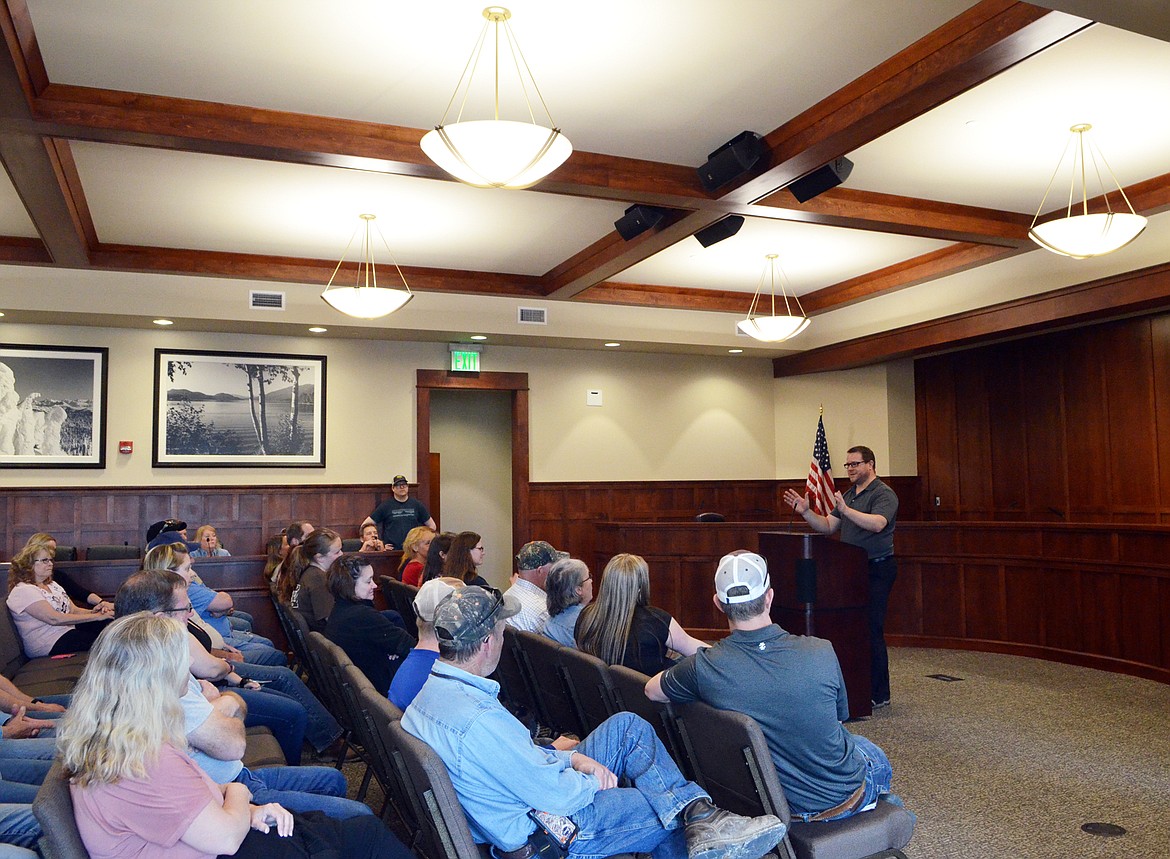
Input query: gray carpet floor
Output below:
<box><xmin>344</xmin><ymin>648</ymin><xmax>1170</xmax><ymax>858</ymax></box>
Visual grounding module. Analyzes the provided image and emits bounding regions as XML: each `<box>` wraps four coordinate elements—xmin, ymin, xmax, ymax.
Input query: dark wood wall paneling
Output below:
<box><xmin>0</xmin><ymin>484</ymin><xmax>398</xmax><ymax>561</ymax></box>
<box><xmin>915</xmin><ymin>314</ymin><xmax>1170</xmax><ymax>522</ymax></box>
<box><xmin>889</xmin><ymin>523</ymin><xmax>1170</xmax><ymax>684</ymax></box>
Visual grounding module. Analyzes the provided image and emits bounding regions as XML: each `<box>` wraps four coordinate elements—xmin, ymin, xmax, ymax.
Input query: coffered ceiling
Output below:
<box><xmin>0</xmin><ymin>1</ymin><xmax>1168</xmax><ymax>368</ymax></box>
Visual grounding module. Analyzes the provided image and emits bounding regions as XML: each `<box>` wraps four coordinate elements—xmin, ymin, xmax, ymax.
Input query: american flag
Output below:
<box><xmin>806</xmin><ymin>416</ymin><xmax>836</xmax><ymax>516</ymax></box>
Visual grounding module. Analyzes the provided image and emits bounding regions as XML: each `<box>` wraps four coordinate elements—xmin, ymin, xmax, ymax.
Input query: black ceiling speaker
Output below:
<box><xmin>787</xmin><ymin>156</ymin><xmax>854</xmax><ymax>203</ymax></box>
<box><xmin>697</xmin><ymin>131</ymin><xmax>765</xmax><ymax>192</ymax></box>
<box><xmin>614</xmin><ymin>204</ymin><xmax>668</xmax><ymax>241</ymax></box>
<box><xmin>694</xmin><ymin>215</ymin><xmax>745</xmax><ymax>247</ymax></box>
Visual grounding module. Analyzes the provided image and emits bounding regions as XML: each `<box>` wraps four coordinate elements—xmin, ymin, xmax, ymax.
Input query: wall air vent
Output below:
<box><xmin>518</xmin><ymin>306</ymin><xmax>548</xmax><ymax>325</ymax></box>
<box><xmin>249</xmin><ymin>290</ymin><xmax>286</xmax><ymax>310</ymax></box>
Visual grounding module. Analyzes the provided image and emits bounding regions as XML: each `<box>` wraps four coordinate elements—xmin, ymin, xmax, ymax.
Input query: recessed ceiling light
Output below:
<box><xmin>604</xmin><ymin>342</ymin><xmax>621</xmax><ymax>348</ymax></box>
<box><xmin>470</xmin><ymin>334</ymin><xmax>487</xmax><ymax>341</ymax></box>
<box><xmin>308</xmin><ymin>327</ymin><xmax>327</xmax><ymax>333</ymax></box>
<box><xmin>728</xmin><ymin>348</ymin><xmax>743</xmax><ymax>354</ymax></box>
<box><xmin>0</xmin><ymin>311</ymin><xmax>6</xmax><ymax>318</ymax></box>
<box><xmin>153</xmin><ymin>319</ymin><xmax>174</xmax><ymax>326</ymax></box>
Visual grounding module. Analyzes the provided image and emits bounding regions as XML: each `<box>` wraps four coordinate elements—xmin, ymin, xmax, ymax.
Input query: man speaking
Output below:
<box><xmin>783</xmin><ymin>445</ymin><xmax>898</xmax><ymax>710</ymax></box>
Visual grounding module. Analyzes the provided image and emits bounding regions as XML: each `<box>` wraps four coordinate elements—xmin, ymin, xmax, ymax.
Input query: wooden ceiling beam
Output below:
<box><xmin>722</xmin><ymin>2</ymin><xmax>1091</xmax><ymax>205</ymax></box>
<box><xmin>772</xmin><ymin>261</ymin><xmax>1170</xmax><ymax>376</ymax></box>
<box><xmin>86</xmin><ymin>244</ymin><xmax>546</xmax><ymax>297</ymax></box>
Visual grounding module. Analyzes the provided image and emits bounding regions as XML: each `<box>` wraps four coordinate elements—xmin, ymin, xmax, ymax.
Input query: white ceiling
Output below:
<box><xmin>0</xmin><ymin>1</ymin><xmax>1168</xmax><ymax>359</ymax></box>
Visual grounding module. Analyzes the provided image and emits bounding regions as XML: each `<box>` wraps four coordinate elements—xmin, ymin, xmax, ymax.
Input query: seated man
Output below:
<box><xmin>647</xmin><ymin>551</ymin><xmax>906</xmax><ymax>824</ymax></box>
<box><xmin>504</xmin><ymin>540</ymin><xmax>565</xmax><ymax>633</ymax></box>
<box><xmin>388</xmin><ymin>577</ymin><xmax>462</xmax><ymax>709</ymax></box>
<box><xmin>402</xmin><ymin>586</ymin><xmax>786</xmax><ymax>859</ymax></box>
<box><xmin>113</xmin><ymin>570</ymin><xmax>368</xmax><ymax>818</ymax></box>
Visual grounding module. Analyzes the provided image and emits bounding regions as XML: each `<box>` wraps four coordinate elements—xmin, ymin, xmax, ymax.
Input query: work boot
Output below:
<box><xmin>683</xmin><ymin>798</ymin><xmax>787</xmax><ymax>859</ymax></box>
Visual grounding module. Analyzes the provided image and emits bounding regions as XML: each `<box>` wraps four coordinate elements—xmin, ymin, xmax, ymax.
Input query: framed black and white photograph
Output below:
<box><xmin>153</xmin><ymin>349</ymin><xmax>326</xmax><ymax>467</ymax></box>
<box><xmin>0</xmin><ymin>344</ymin><xmax>108</xmax><ymax>468</ymax></box>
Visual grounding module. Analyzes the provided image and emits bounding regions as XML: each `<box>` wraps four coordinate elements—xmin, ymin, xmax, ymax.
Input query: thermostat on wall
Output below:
<box><xmin>587</xmin><ymin>390</ymin><xmax>602</xmax><ymax>407</ymax></box>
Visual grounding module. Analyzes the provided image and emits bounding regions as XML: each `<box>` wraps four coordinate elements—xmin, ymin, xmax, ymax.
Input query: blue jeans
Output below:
<box><xmin>230</xmin><ymin>661</ymin><xmax>342</xmax><ymax>753</ymax></box>
<box><xmin>228</xmin><ymin>611</ymin><xmax>254</xmax><ymax>631</ymax></box>
<box><xmin>0</xmin><ymin>805</ymin><xmax>40</xmax><ymax>851</ymax></box>
<box><xmin>0</xmin><ymin>739</ymin><xmax>57</xmax><ymax>761</ymax></box>
<box><xmin>815</xmin><ymin>735</ymin><xmax>903</xmax><ymax>823</ymax></box>
<box><xmin>235</xmin><ymin>766</ymin><xmax>372</xmax><ymax>819</ymax></box>
<box><xmin>0</xmin><ymin>759</ymin><xmax>54</xmax><ymax>804</ymax></box>
<box><xmin>235</xmin><ymin>687</ymin><xmax>306</xmax><ymax>765</ymax></box>
<box><xmin>230</xmin><ymin>632</ymin><xmax>288</xmax><ymax>666</ymax></box>
<box><xmin>868</xmin><ymin>557</ymin><xmax>897</xmax><ymax>704</ymax></box>
<box><xmin>568</xmin><ymin>713</ymin><xmax>708</xmax><ymax>859</ymax></box>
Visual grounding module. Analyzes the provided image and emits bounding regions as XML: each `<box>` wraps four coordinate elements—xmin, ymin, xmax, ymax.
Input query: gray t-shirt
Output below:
<box><xmin>660</xmin><ymin>624</ymin><xmax>865</xmax><ymax>815</ymax></box>
<box><xmin>832</xmin><ymin>476</ymin><xmax>898</xmax><ymax>559</ymax></box>
<box><xmin>181</xmin><ymin>674</ymin><xmax>243</xmax><ymax>783</ymax></box>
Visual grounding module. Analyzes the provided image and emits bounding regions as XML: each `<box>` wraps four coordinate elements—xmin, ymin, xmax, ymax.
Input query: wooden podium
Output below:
<box><xmin>758</xmin><ymin>531</ymin><xmax>872</xmax><ymax>720</ymax></box>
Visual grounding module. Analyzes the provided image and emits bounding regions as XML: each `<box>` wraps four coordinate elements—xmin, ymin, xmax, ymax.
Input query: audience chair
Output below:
<box><xmin>84</xmin><ymin>544</ymin><xmax>141</xmax><ymax>561</ymax></box>
<box><xmin>52</xmin><ymin>545</ymin><xmax>78</xmax><ymax>561</ymax></box>
<box><xmin>514</xmin><ymin>630</ymin><xmax>584</xmax><ymax>737</ymax></box>
<box><xmin>341</xmin><ymin>663</ymin><xmax>400</xmax><ymax>820</ymax></box>
<box><xmin>307</xmin><ymin>631</ymin><xmax>368</xmax><ymax>771</ymax></box>
<box><xmin>33</xmin><ymin>760</ymin><xmax>91</xmax><ymax>859</ymax></box>
<box><xmin>0</xmin><ymin>604</ymin><xmax>88</xmax><ymax>696</ymax></box>
<box><xmin>380</xmin><ymin>576</ymin><xmax>421</xmax><ymax>639</ymax></box>
<box><xmin>557</xmin><ymin>645</ymin><xmax>620</xmax><ymax>735</ymax></box>
<box><xmin>607</xmin><ymin>664</ymin><xmax>690</xmax><ymax>778</ymax></box>
<box><xmin>269</xmin><ymin>596</ymin><xmax>304</xmax><ymax>676</ymax></box>
<box><xmin>672</xmin><ymin>699</ymin><xmax>913</xmax><ymax>859</ymax></box>
<box><xmin>389</xmin><ymin>720</ymin><xmax>491</xmax><ymax>859</ymax></box>
<box><xmin>341</xmin><ymin>538</ymin><xmax>364</xmax><ymax>552</ymax></box>
<box><xmin>282</xmin><ymin>604</ymin><xmax>324</xmax><ymax>698</ymax></box>
<box><xmin>362</xmin><ymin>687</ymin><xmax>424</xmax><ymax>841</ymax></box>
<box><xmin>695</xmin><ymin>512</ymin><xmax>726</xmax><ymax>523</ymax></box>
<box><xmin>493</xmin><ymin>626</ymin><xmax>541</xmax><ymax>728</ymax></box>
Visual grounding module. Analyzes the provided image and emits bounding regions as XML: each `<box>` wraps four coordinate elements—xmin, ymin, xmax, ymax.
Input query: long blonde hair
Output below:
<box><xmin>7</xmin><ymin>540</ymin><xmax>54</xmax><ymax>594</ymax></box>
<box><xmin>574</xmin><ymin>553</ymin><xmax>651</xmax><ymax>665</ymax></box>
<box><xmin>398</xmin><ymin>526</ymin><xmax>436</xmax><ymax>573</ymax></box>
<box><xmin>57</xmin><ymin>613</ymin><xmax>189</xmax><ymax>786</ymax></box>
<box><xmin>143</xmin><ymin>542</ymin><xmax>189</xmax><ymax>573</ymax></box>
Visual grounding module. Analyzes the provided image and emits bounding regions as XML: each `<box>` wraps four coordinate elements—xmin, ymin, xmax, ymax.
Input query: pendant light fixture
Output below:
<box><xmin>1028</xmin><ymin>123</ymin><xmax>1146</xmax><ymax>259</ymax></box>
<box><xmin>736</xmin><ymin>253</ymin><xmax>810</xmax><ymax>343</ymax></box>
<box><xmin>320</xmin><ymin>214</ymin><xmax>413</xmax><ymax>319</ymax></box>
<box><xmin>420</xmin><ymin>7</ymin><xmax>572</xmax><ymax>190</ymax></box>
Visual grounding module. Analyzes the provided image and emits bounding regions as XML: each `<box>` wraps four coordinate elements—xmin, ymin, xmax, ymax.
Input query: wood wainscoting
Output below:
<box><xmin>0</xmin><ymin>483</ymin><xmax>400</xmax><ymax>560</ymax></box>
<box><xmin>890</xmin><ymin>522</ymin><xmax>1170</xmax><ymax>684</ymax></box>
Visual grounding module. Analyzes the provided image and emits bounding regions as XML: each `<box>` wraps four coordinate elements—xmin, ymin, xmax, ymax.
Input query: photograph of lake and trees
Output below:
<box><xmin>155</xmin><ymin>351</ymin><xmax>324</xmax><ymax>466</ymax></box>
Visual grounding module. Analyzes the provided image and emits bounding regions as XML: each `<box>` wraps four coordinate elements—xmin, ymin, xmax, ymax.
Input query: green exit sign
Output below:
<box><xmin>451</xmin><ymin>350</ymin><xmax>480</xmax><ymax>372</ymax></box>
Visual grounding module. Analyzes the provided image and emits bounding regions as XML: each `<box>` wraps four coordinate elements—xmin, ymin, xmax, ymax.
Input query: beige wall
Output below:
<box><xmin>773</xmin><ymin>360</ymin><xmax>917</xmax><ymax>479</ymax></box>
<box><xmin>0</xmin><ymin>322</ymin><xmax>913</xmax><ymax>486</ymax></box>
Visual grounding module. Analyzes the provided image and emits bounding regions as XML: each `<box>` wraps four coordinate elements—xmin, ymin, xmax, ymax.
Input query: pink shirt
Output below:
<box><xmin>6</xmin><ymin>581</ymin><xmax>71</xmax><ymax>657</ymax></box>
<box><xmin>71</xmin><ymin>744</ymin><xmax>223</xmax><ymax>859</ymax></box>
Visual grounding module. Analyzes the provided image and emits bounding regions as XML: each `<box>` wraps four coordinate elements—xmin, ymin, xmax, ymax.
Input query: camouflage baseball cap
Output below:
<box><xmin>515</xmin><ymin>540</ymin><xmax>569</xmax><ymax>571</ymax></box>
<box><xmin>433</xmin><ymin>586</ymin><xmax>521</xmax><ymax>646</ymax></box>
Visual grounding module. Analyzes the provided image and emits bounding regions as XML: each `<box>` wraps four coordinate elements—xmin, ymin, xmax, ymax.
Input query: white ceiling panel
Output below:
<box><xmin>28</xmin><ymin>0</ymin><xmax>977</xmax><ymax>165</ymax></box>
<box><xmin>617</xmin><ymin>216</ymin><xmax>951</xmax><ymax>294</ymax></box>
<box><xmin>69</xmin><ymin>142</ymin><xmax>627</xmax><ymax>274</ymax></box>
<box><xmin>0</xmin><ymin>171</ymin><xmax>38</xmax><ymax>238</ymax></box>
<box><xmin>848</xmin><ymin>24</ymin><xmax>1170</xmax><ymax>212</ymax></box>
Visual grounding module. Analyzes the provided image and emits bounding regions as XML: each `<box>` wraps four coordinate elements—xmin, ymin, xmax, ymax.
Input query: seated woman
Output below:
<box><xmin>575</xmin><ymin>553</ymin><xmax>707</xmax><ymax>675</ymax></box>
<box><xmin>263</xmin><ymin>535</ymin><xmax>286</xmax><ymax>592</ymax></box>
<box><xmin>541</xmin><ymin>558</ymin><xmax>593</xmax><ymax>647</ymax></box>
<box><xmin>22</xmin><ymin>533</ymin><xmax>112</xmax><ymax>614</ymax></box>
<box><xmin>5</xmin><ymin>542</ymin><xmax>110</xmax><ymax>658</ymax></box>
<box><xmin>324</xmin><ymin>554</ymin><xmax>415</xmax><ymax>697</ymax></box>
<box><xmin>442</xmin><ymin>530</ymin><xmax>490</xmax><ymax>587</ymax></box>
<box><xmin>190</xmin><ymin>524</ymin><xmax>231</xmax><ymax>558</ymax></box>
<box><xmin>58</xmin><ymin>612</ymin><xmax>409</xmax><ymax>859</ymax></box>
<box><xmin>396</xmin><ymin>526</ymin><xmax>435</xmax><ymax>587</ymax></box>
<box><xmin>278</xmin><ymin>529</ymin><xmax>343</xmax><ymax>633</ymax></box>
<box><xmin>419</xmin><ymin>531</ymin><xmax>455</xmax><ymax>585</ymax></box>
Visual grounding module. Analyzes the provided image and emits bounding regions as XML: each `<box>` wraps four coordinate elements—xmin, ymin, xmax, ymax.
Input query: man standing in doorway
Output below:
<box><xmin>784</xmin><ymin>445</ymin><xmax>898</xmax><ymax>709</ymax></box>
<box><xmin>363</xmin><ymin>474</ymin><xmax>437</xmax><ymax>550</ymax></box>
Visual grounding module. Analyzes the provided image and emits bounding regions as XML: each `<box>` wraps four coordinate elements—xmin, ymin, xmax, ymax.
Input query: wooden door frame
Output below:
<box><xmin>416</xmin><ymin>369</ymin><xmax>529</xmax><ymax>558</ymax></box>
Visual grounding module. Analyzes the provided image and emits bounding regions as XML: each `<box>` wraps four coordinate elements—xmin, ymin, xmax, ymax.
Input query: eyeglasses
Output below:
<box><xmin>159</xmin><ymin>604</ymin><xmax>194</xmax><ymax>615</ymax></box>
<box><xmin>33</xmin><ymin>558</ymin><xmax>53</xmax><ymax>564</ymax></box>
<box><xmin>843</xmin><ymin>461</ymin><xmax>866</xmax><ymax>468</ymax></box>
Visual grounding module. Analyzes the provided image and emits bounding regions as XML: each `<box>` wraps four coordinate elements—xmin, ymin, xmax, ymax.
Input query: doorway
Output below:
<box><xmin>415</xmin><ymin>369</ymin><xmax>530</xmax><ymax>578</ymax></box>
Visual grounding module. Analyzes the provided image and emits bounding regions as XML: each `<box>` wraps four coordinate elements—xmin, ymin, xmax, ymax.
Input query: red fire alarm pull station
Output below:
<box><xmin>119</xmin><ymin>441</ymin><xmax>133</xmax><ymax>454</ymax></box>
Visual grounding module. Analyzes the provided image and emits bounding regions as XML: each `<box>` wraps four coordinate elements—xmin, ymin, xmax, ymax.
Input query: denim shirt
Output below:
<box><xmin>402</xmin><ymin>661</ymin><xmax>598</xmax><ymax>850</ymax></box>
<box><xmin>187</xmin><ymin>580</ymin><xmax>232</xmax><ymax>640</ymax></box>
